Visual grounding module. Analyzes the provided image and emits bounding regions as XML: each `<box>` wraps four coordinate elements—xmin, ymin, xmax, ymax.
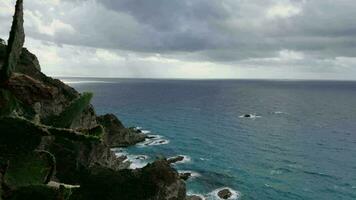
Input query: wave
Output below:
<box><xmin>207</xmin><ymin>187</ymin><xmax>240</xmax><ymax>200</ymax></box>
<box><xmin>178</xmin><ymin>170</ymin><xmax>201</xmax><ymax>179</ymax></box>
<box><xmin>270</xmin><ymin>167</ymin><xmax>292</xmax><ymax>175</ymax></box>
<box><xmin>137</xmin><ymin>134</ymin><xmax>170</xmax><ymax>147</ymax></box>
<box><xmin>113</xmin><ymin>148</ymin><xmax>150</xmax><ymax>169</ymax></box>
<box><xmin>273</xmin><ymin>111</ymin><xmax>288</xmax><ymax>114</ymax></box>
<box><xmin>239</xmin><ymin>114</ymin><xmax>261</xmax><ymax>119</ymax></box>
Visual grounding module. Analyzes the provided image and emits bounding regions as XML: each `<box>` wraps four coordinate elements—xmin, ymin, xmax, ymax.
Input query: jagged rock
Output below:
<box><xmin>0</xmin><ymin>0</ymin><xmax>25</xmax><ymax>83</ymax></box>
<box><xmin>19</xmin><ymin>48</ymin><xmax>40</xmax><ymax>71</ymax></box>
<box><xmin>43</xmin><ymin>92</ymin><xmax>93</xmax><ymax>129</ymax></box>
<box><xmin>168</xmin><ymin>156</ymin><xmax>185</xmax><ymax>164</ymax></box>
<box><xmin>70</xmin><ymin>160</ymin><xmax>186</xmax><ymax>200</ymax></box>
<box><xmin>3</xmin><ymin>74</ymin><xmax>97</xmax><ymax>129</ymax></box>
<box><xmin>42</xmin><ymin>127</ymin><xmax>129</xmax><ymax>185</ymax></box>
<box><xmin>186</xmin><ymin>195</ymin><xmax>203</xmax><ymax>200</ymax></box>
<box><xmin>217</xmin><ymin>188</ymin><xmax>232</xmax><ymax>199</ymax></box>
<box><xmin>179</xmin><ymin>172</ymin><xmax>191</xmax><ymax>181</ymax></box>
<box><xmin>97</xmin><ymin>114</ymin><xmax>147</xmax><ymax>147</ymax></box>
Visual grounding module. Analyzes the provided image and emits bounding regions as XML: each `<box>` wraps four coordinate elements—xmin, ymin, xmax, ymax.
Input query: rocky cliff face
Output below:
<box><xmin>0</xmin><ymin>1</ymin><xmax>187</xmax><ymax>199</ymax></box>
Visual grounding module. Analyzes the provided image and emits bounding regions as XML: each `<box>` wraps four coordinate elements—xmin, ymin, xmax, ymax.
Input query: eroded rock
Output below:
<box><xmin>217</xmin><ymin>188</ymin><xmax>232</xmax><ymax>199</ymax></box>
<box><xmin>97</xmin><ymin>114</ymin><xmax>147</xmax><ymax>147</ymax></box>
<box><xmin>0</xmin><ymin>0</ymin><xmax>25</xmax><ymax>83</ymax></box>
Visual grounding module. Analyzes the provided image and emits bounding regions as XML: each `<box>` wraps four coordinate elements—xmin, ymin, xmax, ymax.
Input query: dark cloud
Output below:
<box><xmin>1</xmin><ymin>0</ymin><xmax>356</xmax><ymax>79</ymax></box>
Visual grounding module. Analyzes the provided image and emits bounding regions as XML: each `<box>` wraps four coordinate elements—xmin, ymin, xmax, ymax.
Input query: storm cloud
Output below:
<box><xmin>1</xmin><ymin>0</ymin><xmax>356</xmax><ymax>79</ymax></box>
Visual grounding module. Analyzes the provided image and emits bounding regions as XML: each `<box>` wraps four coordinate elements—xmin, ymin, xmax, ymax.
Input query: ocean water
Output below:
<box><xmin>62</xmin><ymin>78</ymin><xmax>356</xmax><ymax>200</ymax></box>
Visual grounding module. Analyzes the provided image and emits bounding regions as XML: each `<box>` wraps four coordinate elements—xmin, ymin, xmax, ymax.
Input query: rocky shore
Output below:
<box><xmin>0</xmin><ymin>1</ymin><xmax>188</xmax><ymax>199</ymax></box>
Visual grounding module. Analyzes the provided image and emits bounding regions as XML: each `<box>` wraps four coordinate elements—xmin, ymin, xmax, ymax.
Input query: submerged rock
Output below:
<box><xmin>217</xmin><ymin>188</ymin><xmax>232</xmax><ymax>199</ymax></box>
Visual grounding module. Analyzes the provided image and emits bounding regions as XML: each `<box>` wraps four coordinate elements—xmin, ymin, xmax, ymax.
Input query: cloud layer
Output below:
<box><xmin>1</xmin><ymin>0</ymin><xmax>356</xmax><ymax>79</ymax></box>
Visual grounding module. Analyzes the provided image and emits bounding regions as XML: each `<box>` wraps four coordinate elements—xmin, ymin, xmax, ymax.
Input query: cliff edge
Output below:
<box><xmin>0</xmin><ymin>1</ymin><xmax>186</xmax><ymax>200</ymax></box>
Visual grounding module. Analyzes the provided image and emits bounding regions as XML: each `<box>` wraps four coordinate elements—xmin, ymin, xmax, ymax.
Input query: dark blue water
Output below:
<box><xmin>63</xmin><ymin>78</ymin><xmax>356</xmax><ymax>200</ymax></box>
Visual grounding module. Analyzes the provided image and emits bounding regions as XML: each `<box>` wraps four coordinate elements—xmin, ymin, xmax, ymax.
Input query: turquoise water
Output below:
<box><xmin>64</xmin><ymin>78</ymin><xmax>356</xmax><ymax>200</ymax></box>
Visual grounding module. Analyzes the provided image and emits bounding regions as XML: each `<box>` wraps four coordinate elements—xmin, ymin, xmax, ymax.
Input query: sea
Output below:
<box><xmin>61</xmin><ymin>77</ymin><xmax>356</xmax><ymax>200</ymax></box>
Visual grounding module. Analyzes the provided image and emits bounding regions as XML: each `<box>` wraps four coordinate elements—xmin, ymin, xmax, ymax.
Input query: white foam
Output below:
<box><xmin>273</xmin><ymin>111</ymin><xmax>288</xmax><ymax>115</ymax></box>
<box><xmin>207</xmin><ymin>187</ymin><xmax>240</xmax><ymax>200</ymax></box>
<box><xmin>270</xmin><ymin>169</ymin><xmax>283</xmax><ymax>175</ymax></box>
<box><xmin>134</xmin><ymin>127</ymin><xmax>151</xmax><ymax>134</ymax></box>
<box><xmin>178</xmin><ymin>170</ymin><xmax>201</xmax><ymax>179</ymax></box>
<box><xmin>137</xmin><ymin>134</ymin><xmax>169</xmax><ymax>147</ymax></box>
<box><xmin>239</xmin><ymin>114</ymin><xmax>261</xmax><ymax>119</ymax></box>
<box><xmin>126</xmin><ymin>154</ymin><xmax>150</xmax><ymax>169</ymax></box>
<box><xmin>112</xmin><ymin>148</ymin><xmax>150</xmax><ymax>169</ymax></box>
<box><xmin>141</xmin><ymin>130</ymin><xmax>151</xmax><ymax>134</ymax></box>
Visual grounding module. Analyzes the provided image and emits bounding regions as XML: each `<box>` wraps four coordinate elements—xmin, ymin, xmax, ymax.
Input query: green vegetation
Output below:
<box><xmin>4</xmin><ymin>151</ymin><xmax>55</xmax><ymax>188</ymax></box>
<box><xmin>44</xmin><ymin>92</ymin><xmax>93</xmax><ymax>128</ymax></box>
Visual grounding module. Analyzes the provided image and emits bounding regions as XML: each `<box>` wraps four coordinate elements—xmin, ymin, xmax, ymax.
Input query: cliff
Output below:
<box><xmin>0</xmin><ymin>1</ymin><xmax>186</xmax><ymax>199</ymax></box>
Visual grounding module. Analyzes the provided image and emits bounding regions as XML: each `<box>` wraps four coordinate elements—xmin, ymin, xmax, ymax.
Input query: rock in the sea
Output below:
<box><xmin>186</xmin><ymin>195</ymin><xmax>203</xmax><ymax>200</ymax></box>
<box><xmin>168</xmin><ymin>155</ymin><xmax>185</xmax><ymax>164</ymax></box>
<box><xmin>97</xmin><ymin>114</ymin><xmax>147</xmax><ymax>147</ymax></box>
<box><xmin>0</xmin><ymin>0</ymin><xmax>25</xmax><ymax>83</ymax></box>
<box><xmin>179</xmin><ymin>172</ymin><xmax>191</xmax><ymax>181</ymax></box>
<box><xmin>244</xmin><ymin>114</ymin><xmax>251</xmax><ymax>118</ymax></box>
<box><xmin>217</xmin><ymin>188</ymin><xmax>233</xmax><ymax>199</ymax></box>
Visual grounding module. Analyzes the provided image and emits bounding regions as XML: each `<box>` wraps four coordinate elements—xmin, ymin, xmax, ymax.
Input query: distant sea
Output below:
<box><xmin>61</xmin><ymin>77</ymin><xmax>356</xmax><ymax>200</ymax></box>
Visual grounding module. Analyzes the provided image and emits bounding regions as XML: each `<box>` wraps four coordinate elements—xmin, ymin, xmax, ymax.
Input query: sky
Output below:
<box><xmin>1</xmin><ymin>0</ymin><xmax>356</xmax><ymax>80</ymax></box>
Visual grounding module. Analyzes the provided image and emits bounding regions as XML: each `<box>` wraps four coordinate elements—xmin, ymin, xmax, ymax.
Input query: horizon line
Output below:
<box><xmin>52</xmin><ymin>76</ymin><xmax>356</xmax><ymax>82</ymax></box>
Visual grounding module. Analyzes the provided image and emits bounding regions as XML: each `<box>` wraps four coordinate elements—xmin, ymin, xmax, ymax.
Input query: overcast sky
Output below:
<box><xmin>1</xmin><ymin>0</ymin><xmax>356</xmax><ymax>79</ymax></box>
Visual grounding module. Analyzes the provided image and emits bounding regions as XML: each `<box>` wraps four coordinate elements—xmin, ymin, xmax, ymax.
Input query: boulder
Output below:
<box><xmin>168</xmin><ymin>156</ymin><xmax>185</xmax><ymax>164</ymax></box>
<box><xmin>179</xmin><ymin>172</ymin><xmax>191</xmax><ymax>181</ymax></box>
<box><xmin>217</xmin><ymin>188</ymin><xmax>232</xmax><ymax>199</ymax></box>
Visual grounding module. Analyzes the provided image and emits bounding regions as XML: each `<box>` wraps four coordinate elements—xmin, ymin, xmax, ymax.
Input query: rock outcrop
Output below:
<box><xmin>97</xmin><ymin>114</ymin><xmax>147</xmax><ymax>147</ymax></box>
<box><xmin>0</xmin><ymin>0</ymin><xmax>24</xmax><ymax>84</ymax></box>
<box><xmin>0</xmin><ymin>1</ymin><xmax>187</xmax><ymax>199</ymax></box>
<box><xmin>217</xmin><ymin>188</ymin><xmax>233</xmax><ymax>199</ymax></box>
<box><xmin>70</xmin><ymin>160</ymin><xmax>186</xmax><ymax>200</ymax></box>
<box><xmin>168</xmin><ymin>156</ymin><xmax>185</xmax><ymax>164</ymax></box>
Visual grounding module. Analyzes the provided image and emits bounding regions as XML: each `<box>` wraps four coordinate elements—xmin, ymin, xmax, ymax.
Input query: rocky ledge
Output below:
<box><xmin>0</xmin><ymin>1</ymin><xmax>188</xmax><ymax>200</ymax></box>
